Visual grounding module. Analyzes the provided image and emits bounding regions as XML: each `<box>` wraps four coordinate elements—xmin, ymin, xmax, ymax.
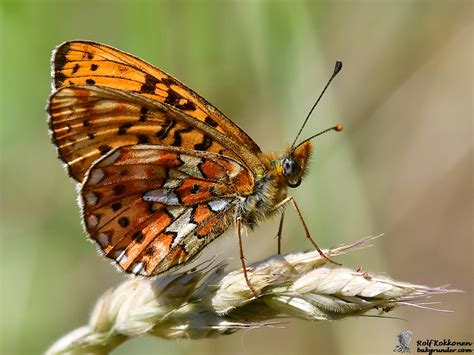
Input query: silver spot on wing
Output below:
<box><xmin>208</xmin><ymin>199</ymin><xmax>229</xmax><ymax>212</ymax></box>
<box><xmin>143</xmin><ymin>189</ymin><xmax>180</xmax><ymax>205</ymax></box>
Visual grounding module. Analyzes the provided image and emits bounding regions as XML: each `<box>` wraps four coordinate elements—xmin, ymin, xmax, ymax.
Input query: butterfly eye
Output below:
<box><xmin>282</xmin><ymin>157</ymin><xmax>303</xmax><ymax>188</ymax></box>
<box><xmin>282</xmin><ymin>158</ymin><xmax>300</xmax><ymax>178</ymax></box>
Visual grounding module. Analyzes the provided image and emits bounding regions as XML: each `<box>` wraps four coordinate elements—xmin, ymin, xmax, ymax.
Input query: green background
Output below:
<box><xmin>1</xmin><ymin>0</ymin><xmax>472</xmax><ymax>354</ymax></box>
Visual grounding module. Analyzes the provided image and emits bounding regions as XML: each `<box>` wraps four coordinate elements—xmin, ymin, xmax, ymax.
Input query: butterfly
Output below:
<box><xmin>48</xmin><ymin>41</ymin><xmax>343</xmax><ymax>296</ymax></box>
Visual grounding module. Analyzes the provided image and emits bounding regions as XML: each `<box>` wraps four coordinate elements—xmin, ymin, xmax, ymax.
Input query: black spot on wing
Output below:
<box><xmin>172</xmin><ymin>127</ymin><xmax>193</xmax><ymax>147</ymax></box>
<box><xmin>111</xmin><ymin>202</ymin><xmax>122</xmax><ymax>211</ymax></box>
<box><xmin>141</xmin><ymin>74</ymin><xmax>159</xmax><ymax>94</ymax></box>
<box><xmin>145</xmin><ymin>247</ymin><xmax>156</xmax><ymax>256</ymax></box>
<box><xmin>55</xmin><ymin>72</ymin><xmax>67</xmax><ymax>87</ymax></box>
<box><xmin>98</xmin><ymin>145</ymin><xmax>112</xmax><ymax>155</ymax></box>
<box><xmin>161</xmin><ymin>77</ymin><xmax>174</xmax><ymax>86</ymax></box>
<box><xmin>53</xmin><ymin>42</ymin><xmax>69</xmax><ymax>87</ymax></box>
<box><xmin>118</xmin><ymin>217</ymin><xmax>129</xmax><ymax>227</ymax></box>
<box><xmin>205</xmin><ymin>116</ymin><xmax>218</xmax><ymax>127</ymax></box>
<box><xmin>113</xmin><ymin>184</ymin><xmax>126</xmax><ymax>196</ymax></box>
<box><xmin>72</xmin><ymin>63</ymin><xmax>80</xmax><ymax>74</ymax></box>
<box><xmin>132</xmin><ymin>231</ymin><xmax>145</xmax><ymax>243</ymax></box>
<box><xmin>176</xmin><ymin>100</ymin><xmax>196</xmax><ymax>111</ymax></box>
<box><xmin>54</xmin><ymin>43</ymin><xmax>69</xmax><ymax>69</ymax></box>
<box><xmin>156</xmin><ymin>118</ymin><xmax>175</xmax><ymax>139</ymax></box>
<box><xmin>194</xmin><ymin>135</ymin><xmax>212</xmax><ymax>151</ymax></box>
<box><xmin>137</xmin><ymin>134</ymin><xmax>150</xmax><ymax>144</ymax></box>
<box><xmin>118</xmin><ymin>123</ymin><xmax>133</xmax><ymax>135</ymax></box>
<box><xmin>139</xmin><ymin>107</ymin><xmax>149</xmax><ymax>122</ymax></box>
<box><xmin>164</xmin><ymin>89</ymin><xmax>180</xmax><ymax>106</ymax></box>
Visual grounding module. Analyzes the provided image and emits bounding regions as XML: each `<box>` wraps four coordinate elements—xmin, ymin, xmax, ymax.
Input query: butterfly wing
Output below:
<box><xmin>80</xmin><ymin>145</ymin><xmax>254</xmax><ymax>276</ymax></box>
<box><xmin>50</xmin><ymin>40</ymin><xmax>262</xmax><ymax>174</ymax></box>
<box><xmin>48</xmin><ymin>85</ymin><xmax>247</xmax><ymax>181</ymax></box>
<box><xmin>48</xmin><ymin>41</ymin><xmax>268</xmax><ymax>276</ymax></box>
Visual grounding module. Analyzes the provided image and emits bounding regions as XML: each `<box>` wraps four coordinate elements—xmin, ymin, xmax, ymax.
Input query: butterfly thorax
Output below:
<box><xmin>237</xmin><ymin>141</ymin><xmax>312</xmax><ymax>228</ymax></box>
<box><xmin>236</xmin><ymin>165</ymin><xmax>285</xmax><ymax>229</ymax></box>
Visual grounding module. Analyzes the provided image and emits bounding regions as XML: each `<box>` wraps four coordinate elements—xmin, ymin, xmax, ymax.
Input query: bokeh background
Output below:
<box><xmin>1</xmin><ymin>0</ymin><xmax>472</xmax><ymax>354</ymax></box>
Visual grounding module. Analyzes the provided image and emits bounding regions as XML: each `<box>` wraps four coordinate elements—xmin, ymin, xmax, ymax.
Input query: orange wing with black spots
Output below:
<box><xmin>48</xmin><ymin>85</ymin><xmax>243</xmax><ymax>181</ymax></box>
<box><xmin>51</xmin><ymin>41</ymin><xmax>261</xmax><ymax>170</ymax></box>
<box><xmin>48</xmin><ymin>41</ymin><xmax>275</xmax><ymax>278</ymax></box>
<box><xmin>80</xmin><ymin>145</ymin><xmax>254</xmax><ymax>276</ymax></box>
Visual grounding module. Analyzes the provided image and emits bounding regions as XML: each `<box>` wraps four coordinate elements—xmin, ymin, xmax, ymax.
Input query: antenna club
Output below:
<box><xmin>335</xmin><ymin>124</ymin><xmax>344</xmax><ymax>132</ymax></box>
<box><xmin>334</xmin><ymin>61</ymin><xmax>343</xmax><ymax>75</ymax></box>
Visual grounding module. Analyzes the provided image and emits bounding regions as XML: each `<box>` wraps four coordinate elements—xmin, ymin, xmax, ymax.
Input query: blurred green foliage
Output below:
<box><xmin>1</xmin><ymin>1</ymin><xmax>471</xmax><ymax>354</ymax></box>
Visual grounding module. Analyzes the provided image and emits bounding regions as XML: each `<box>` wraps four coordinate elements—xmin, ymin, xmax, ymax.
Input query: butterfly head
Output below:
<box><xmin>279</xmin><ymin>141</ymin><xmax>312</xmax><ymax>188</ymax></box>
<box><xmin>277</xmin><ymin>124</ymin><xmax>344</xmax><ymax>188</ymax></box>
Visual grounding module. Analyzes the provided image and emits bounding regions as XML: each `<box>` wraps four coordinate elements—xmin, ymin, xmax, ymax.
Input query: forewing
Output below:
<box><xmin>48</xmin><ymin>85</ymin><xmax>240</xmax><ymax>181</ymax></box>
<box><xmin>80</xmin><ymin>145</ymin><xmax>254</xmax><ymax>276</ymax></box>
<box><xmin>51</xmin><ymin>40</ymin><xmax>261</xmax><ymax>154</ymax></box>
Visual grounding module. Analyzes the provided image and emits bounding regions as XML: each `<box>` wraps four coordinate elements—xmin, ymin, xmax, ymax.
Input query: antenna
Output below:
<box><xmin>290</xmin><ymin>60</ymin><xmax>343</xmax><ymax>148</ymax></box>
<box><xmin>299</xmin><ymin>124</ymin><xmax>344</xmax><ymax>145</ymax></box>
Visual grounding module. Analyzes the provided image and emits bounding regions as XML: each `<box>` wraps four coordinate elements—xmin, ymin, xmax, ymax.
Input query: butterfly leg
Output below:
<box><xmin>275</xmin><ymin>212</ymin><xmax>285</xmax><ymax>254</ymax></box>
<box><xmin>273</xmin><ymin>196</ymin><xmax>341</xmax><ymax>266</ymax></box>
<box><xmin>236</xmin><ymin>216</ymin><xmax>259</xmax><ymax>298</ymax></box>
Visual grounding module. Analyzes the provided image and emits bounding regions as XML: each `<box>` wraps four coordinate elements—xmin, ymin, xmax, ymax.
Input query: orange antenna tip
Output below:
<box><xmin>297</xmin><ymin>123</ymin><xmax>345</xmax><ymax>145</ymax></box>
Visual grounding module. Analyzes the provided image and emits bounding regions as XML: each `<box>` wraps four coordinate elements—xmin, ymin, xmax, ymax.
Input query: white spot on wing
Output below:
<box><xmin>179</xmin><ymin>155</ymin><xmax>204</xmax><ymax>177</ymax></box>
<box><xmin>167</xmin><ymin>206</ymin><xmax>185</xmax><ymax>218</ymax></box>
<box><xmin>163</xmin><ymin>179</ymin><xmax>181</xmax><ymax>189</ymax></box>
<box><xmin>84</xmin><ymin>192</ymin><xmax>98</xmax><ymax>206</ymax></box>
<box><xmin>86</xmin><ymin>215</ymin><xmax>99</xmax><ymax>228</ymax></box>
<box><xmin>167</xmin><ymin>209</ymin><xmax>197</xmax><ymax>247</ymax></box>
<box><xmin>227</xmin><ymin>162</ymin><xmax>242</xmax><ymax>179</ymax></box>
<box><xmin>143</xmin><ymin>189</ymin><xmax>179</xmax><ymax>205</ymax></box>
<box><xmin>168</xmin><ymin>170</ymin><xmax>187</xmax><ymax>179</ymax></box>
<box><xmin>208</xmin><ymin>199</ymin><xmax>229</xmax><ymax>212</ymax></box>
<box><xmin>131</xmin><ymin>262</ymin><xmax>144</xmax><ymax>274</ymax></box>
<box><xmin>94</xmin><ymin>100</ymin><xmax>117</xmax><ymax>111</ymax></box>
<box><xmin>152</xmin><ymin>240</ymin><xmax>169</xmax><ymax>260</ymax></box>
<box><xmin>98</xmin><ymin>150</ymin><xmax>120</xmax><ymax>167</ymax></box>
<box><xmin>114</xmin><ymin>249</ymin><xmax>128</xmax><ymax>263</ymax></box>
<box><xmin>97</xmin><ymin>233</ymin><xmax>110</xmax><ymax>248</ymax></box>
<box><xmin>88</xmin><ymin>169</ymin><xmax>105</xmax><ymax>185</ymax></box>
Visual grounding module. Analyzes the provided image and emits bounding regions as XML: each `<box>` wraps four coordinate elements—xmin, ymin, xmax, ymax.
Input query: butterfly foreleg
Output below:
<box><xmin>236</xmin><ymin>216</ymin><xmax>259</xmax><ymax>298</ymax></box>
<box><xmin>272</xmin><ymin>196</ymin><xmax>341</xmax><ymax>266</ymax></box>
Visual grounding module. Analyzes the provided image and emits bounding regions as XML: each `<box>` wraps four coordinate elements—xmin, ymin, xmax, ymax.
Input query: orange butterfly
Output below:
<box><xmin>48</xmin><ymin>41</ymin><xmax>343</xmax><ymax>296</ymax></box>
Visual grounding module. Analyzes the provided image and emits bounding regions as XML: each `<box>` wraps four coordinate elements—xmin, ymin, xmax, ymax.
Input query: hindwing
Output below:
<box><xmin>80</xmin><ymin>145</ymin><xmax>254</xmax><ymax>275</ymax></box>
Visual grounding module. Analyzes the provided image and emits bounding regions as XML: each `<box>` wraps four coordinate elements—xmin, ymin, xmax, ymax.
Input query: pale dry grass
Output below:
<box><xmin>46</xmin><ymin>236</ymin><xmax>460</xmax><ymax>354</ymax></box>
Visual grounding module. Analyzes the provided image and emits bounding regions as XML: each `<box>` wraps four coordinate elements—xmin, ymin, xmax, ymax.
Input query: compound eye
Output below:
<box><xmin>282</xmin><ymin>158</ymin><xmax>298</xmax><ymax>178</ymax></box>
